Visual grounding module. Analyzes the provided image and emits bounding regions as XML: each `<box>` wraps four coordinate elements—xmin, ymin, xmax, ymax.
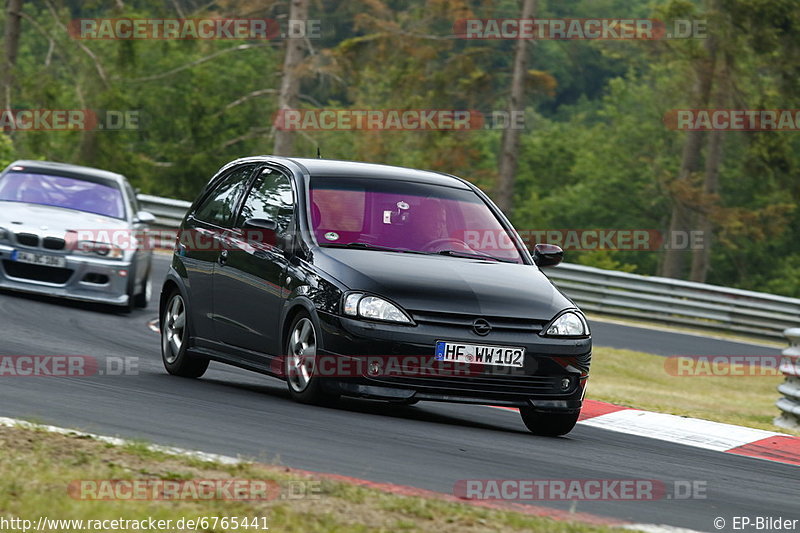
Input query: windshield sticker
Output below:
<box><xmin>324</xmin><ymin>231</ymin><xmax>339</xmax><ymax>241</ymax></box>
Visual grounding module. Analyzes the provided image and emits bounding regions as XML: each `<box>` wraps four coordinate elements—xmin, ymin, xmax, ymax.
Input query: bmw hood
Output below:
<box><xmin>0</xmin><ymin>201</ymin><xmax>129</xmax><ymax>238</ymax></box>
<box><xmin>315</xmin><ymin>248</ymin><xmax>574</xmax><ymax>321</ymax></box>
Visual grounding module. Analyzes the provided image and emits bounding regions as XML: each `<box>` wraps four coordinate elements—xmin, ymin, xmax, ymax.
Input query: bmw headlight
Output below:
<box><xmin>543</xmin><ymin>311</ymin><xmax>589</xmax><ymax>337</ymax></box>
<box><xmin>343</xmin><ymin>293</ymin><xmax>413</xmax><ymax>324</ymax></box>
<box><xmin>74</xmin><ymin>240</ymin><xmax>124</xmax><ymax>260</ymax></box>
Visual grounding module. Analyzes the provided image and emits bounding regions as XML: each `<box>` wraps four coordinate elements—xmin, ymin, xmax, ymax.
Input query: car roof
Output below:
<box><xmin>4</xmin><ymin>160</ymin><xmax>127</xmax><ymax>185</ymax></box>
<box><xmin>231</xmin><ymin>156</ymin><xmax>471</xmax><ymax>189</ymax></box>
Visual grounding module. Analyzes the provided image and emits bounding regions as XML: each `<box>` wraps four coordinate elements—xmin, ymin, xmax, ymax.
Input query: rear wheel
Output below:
<box><xmin>519</xmin><ymin>406</ymin><xmax>579</xmax><ymax>436</ymax></box>
<box><xmin>161</xmin><ymin>291</ymin><xmax>208</xmax><ymax>378</ymax></box>
<box><xmin>284</xmin><ymin>313</ymin><xmax>338</xmax><ymax>405</ymax></box>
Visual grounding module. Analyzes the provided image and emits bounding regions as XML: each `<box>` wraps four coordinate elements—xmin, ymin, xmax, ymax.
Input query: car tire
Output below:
<box><xmin>133</xmin><ymin>268</ymin><xmax>151</xmax><ymax>309</ymax></box>
<box><xmin>519</xmin><ymin>406</ymin><xmax>579</xmax><ymax>436</ymax></box>
<box><xmin>284</xmin><ymin>312</ymin><xmax>338</xmax><ymax>405</ymax></box>
<box><xmin>161</xmin><ymin>290</ymin><xmax>208</xmax><ymax>378</ymax></box>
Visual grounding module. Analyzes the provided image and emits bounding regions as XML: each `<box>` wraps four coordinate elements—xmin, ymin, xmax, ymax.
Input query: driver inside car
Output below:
<box><xmin>411</xmin><ymin>197</ymin><xmax>474</xmax><ymax>253</ymax></box>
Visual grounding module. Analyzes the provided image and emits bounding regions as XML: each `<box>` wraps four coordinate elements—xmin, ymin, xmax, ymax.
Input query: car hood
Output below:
<box><xmin>0</xmin><ymin>201</ymin><xmax>129</xmax><ymax>237</ymax></box>
<box><xmin>314</xmin><ymin>248</ymin><xmax>573</xmax><ymax>321</ymax></box>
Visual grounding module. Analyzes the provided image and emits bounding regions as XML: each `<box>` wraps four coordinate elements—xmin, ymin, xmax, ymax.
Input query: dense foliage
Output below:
<box><xmin>2</xmin><ymin>0</ymin><xmax>798</xmax><ymax>295</ymax></box>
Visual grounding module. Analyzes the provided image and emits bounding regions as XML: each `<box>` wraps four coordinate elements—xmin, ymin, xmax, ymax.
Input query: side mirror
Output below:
<box><xmin>243</xmin><ymin>217</ymin><xmax>279</xmax><ymax>248</ymax></box>
<box><xmin>243</xmin><ymin>217</ymin><xmax>277</xmax><ymax>231</ymax></box>
<box><xmin>533</xmin><ymin>243</ymin><xmax>563</xmax><ymax>267</ymax></box>
<box><xmin>135</xmin><ymin>211</ymin><xmax>156</xmax><ymax>224</ymax></box>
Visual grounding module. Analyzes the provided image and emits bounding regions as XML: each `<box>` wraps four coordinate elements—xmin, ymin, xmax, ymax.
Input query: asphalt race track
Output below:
<box><xmin>0</xmin><ymin>254</ymin><xmax>795</xmax><ymax>532</ymax></box>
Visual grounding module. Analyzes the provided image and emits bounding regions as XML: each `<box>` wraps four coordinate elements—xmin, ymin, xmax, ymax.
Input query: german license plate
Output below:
<box><xmin>12</xmin><ymin>250</ymin><xmax>66</xmax><ymax>268</ymax></box>
<box><xmin>435</xmin><ymin>341</ymin><xmax>525</xmax><ymax>368</ymax></box>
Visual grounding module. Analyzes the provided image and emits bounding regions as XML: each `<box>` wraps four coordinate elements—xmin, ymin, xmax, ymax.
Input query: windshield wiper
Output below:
<box><xmin>320</xmin><ymin>242</ymin><xmax>427</xmax><ymax>254</ymax></box>
<box><xmin>433</xmin><ymin>249</ymin><xmax>516</xmax><ymax>263</ymax></box>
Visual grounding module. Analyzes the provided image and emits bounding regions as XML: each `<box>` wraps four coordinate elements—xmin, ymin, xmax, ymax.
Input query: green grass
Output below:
<box><xmin>0</xmin><ymin>425</ymin><xmax>631</xmax><ymax>533</ymax></box>
<box><xmin>588</xmin><ymin>346</ymin><xmax>797</xmax><ymax>435</ymax></box>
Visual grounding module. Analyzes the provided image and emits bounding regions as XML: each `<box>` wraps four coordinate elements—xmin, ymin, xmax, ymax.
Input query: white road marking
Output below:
<box><xmin>0</xmin><ymin>416</ymin><xmax>244</xmax><ymax>465</ymax></box>
<box><xmin>624</xmin><ymin>524</ymin><xmax>707</xmax><ymax>533</ymax></box>
<box><xmin>578</xmin><ymin>408</ymin><xmax>779</xmax><ymax>452</ymax></box>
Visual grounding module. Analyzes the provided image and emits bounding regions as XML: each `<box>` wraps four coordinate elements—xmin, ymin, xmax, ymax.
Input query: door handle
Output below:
<box><xmin>218</xmin><ymin>249</ymin><xmax>228</xmax><ymax>265</ymax></box>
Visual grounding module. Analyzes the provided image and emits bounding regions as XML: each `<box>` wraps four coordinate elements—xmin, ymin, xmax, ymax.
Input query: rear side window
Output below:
<box><xmin>193</xmin><ymin>165</ymin><xmax>255</xmax><ymax>227</ymax></box>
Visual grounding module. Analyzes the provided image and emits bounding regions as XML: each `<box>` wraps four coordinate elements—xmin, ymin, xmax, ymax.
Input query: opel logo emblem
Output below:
<box><xmin>473</xmin><ymin>318</ymin><xmax>491</xmax><ymax>336</ymax></box>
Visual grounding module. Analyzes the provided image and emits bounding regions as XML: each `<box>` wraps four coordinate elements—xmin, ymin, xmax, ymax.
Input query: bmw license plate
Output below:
<box><xmin>435</xmin><ymin>341</ymin><xmax>525</xmax><ymax>368</ymax></box>
<box><xmin>12</xmin><ymin>250</ymin><xmax>67</xmax><ymax>268</ymax></box>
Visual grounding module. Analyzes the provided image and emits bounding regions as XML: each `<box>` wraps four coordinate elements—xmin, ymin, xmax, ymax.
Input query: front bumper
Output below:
<box><xmin>316</xmin><ymin>311</ymin><xmax>591</xmax><ymax>410</ymax></box>
<box><xmin>0</xmin><ymin>244</ymin><xmax>133</xmax><ymax>306</ymax></box>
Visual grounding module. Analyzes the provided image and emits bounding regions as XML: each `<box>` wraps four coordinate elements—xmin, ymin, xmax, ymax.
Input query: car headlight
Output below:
<box><xmin>0</xmin><ymin>227</ymin><xmax>8</xmax><ymax>242</ymax></box>
<box><xmin>74</xmin><ymin>240</ymin><xmax>124</xmax><ymax>260</ymax></box>
<box><xmin>543</xmin><ymin>311</ymin><xmax>589</xmax><ymax>337</ymax></box>
<box><xmin>343</xmin><ymin>293</ymin><xmax>413</xmax><ymax>324</ymax></box>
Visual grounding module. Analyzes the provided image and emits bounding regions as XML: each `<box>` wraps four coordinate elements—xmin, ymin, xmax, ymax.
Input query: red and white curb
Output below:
<box><xmin>492</xmin><ymin>400</ymin><xmax>800</xmax><ymax>467</ymax></box>
<box><xmin>0</xmin><ymin>415</ymin><xmax>701</xmax><ymax>533</ymax></box>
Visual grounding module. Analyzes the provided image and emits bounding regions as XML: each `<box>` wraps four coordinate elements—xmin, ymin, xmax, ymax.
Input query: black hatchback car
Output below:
<box><xmin>160</xmin><ymin>157</ymin><xmax>591</xmax><ymax>435</ymax></box>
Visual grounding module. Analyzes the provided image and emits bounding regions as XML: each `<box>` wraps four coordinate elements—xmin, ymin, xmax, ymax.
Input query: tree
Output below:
<box><xmin>2</xmin><ymin>0</ymin><xmax>23</xmax><ymax>112</ymax></box>
<box><xmin>496</xmin><ymin>0</ymin><xmax>536</xmax><ymax>213</ymax></box>
<box><xmin>273</xmin><ymin>0</ymin><xmax>308</xmax><ymax>156</ymax></box>
<box><xmin>660</xmin><ymin>0</ymin><xmax>718</xmax><ymax>279</ymax></box>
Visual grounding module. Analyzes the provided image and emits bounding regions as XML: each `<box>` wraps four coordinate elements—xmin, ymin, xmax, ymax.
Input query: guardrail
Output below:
<box><xmin>544</xmin><ymin>264</ymin><xmax>800</xmax><ymax>339</ymax></box>
<box><xmin>136</xmin><ymin>194</ymin><xmax>800</xmax><ymax>339</ymax></box>
<box><xmin>775</xmin><ymin>329</ymin><xmax>800</xmax><ymax>431</ymax></box>
<box><xmin>137</xmin><ymin>194</ymin><xmax>191</xmax><ymax>249</ymax></box>
<box><xmin>137</xmin><ymin>194</ymin><xmax>191</xmax><ymax>228</ymax></box>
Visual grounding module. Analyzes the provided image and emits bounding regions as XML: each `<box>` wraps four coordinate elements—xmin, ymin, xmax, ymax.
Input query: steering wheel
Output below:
<box><xmin>422</xmin><ymin>238</ymin><xmax>472</xmax><ymax>252</ymax></box>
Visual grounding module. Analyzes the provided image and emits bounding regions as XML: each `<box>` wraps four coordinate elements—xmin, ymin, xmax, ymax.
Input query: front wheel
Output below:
<box><xmin>133</xmin><ymin>269</ymin><xmax>152</xmax><ymax>308</ymax></box>
<box><xmin>284</xmin><ymin>313</ymin><xmax>338</xmax><ymax>405</ymax></box>
<box><xmin>519</xmin><ymin>407</ymin><xmax>579</xmax><ymax>436</ymax></box>
<box><xmin>161</xmin><ymin>291</ymin><xmax>208</xmax><ymax>378</ymax></box>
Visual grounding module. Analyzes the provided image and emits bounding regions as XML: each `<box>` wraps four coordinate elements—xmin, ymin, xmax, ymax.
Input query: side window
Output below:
<box><xmin>193</xmin><ymin>165</ymin><xmax>255</xmax><ymax>227</ymax></box>
<box><xmin>237</xmin><ymin>168</ymin><xmax>295</xmax><ymax>237</ymax></box>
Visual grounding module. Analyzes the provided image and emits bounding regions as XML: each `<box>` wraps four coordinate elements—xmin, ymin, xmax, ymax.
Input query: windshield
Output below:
<box><xmin>0</xmin><ymin>172</ymin><xmax>126</xmax><ymax>219</ymax></box>
<box><xmin>309</xmin><ymin>177</ymin><xmax>523</xmax><ymax>263</ymax></box>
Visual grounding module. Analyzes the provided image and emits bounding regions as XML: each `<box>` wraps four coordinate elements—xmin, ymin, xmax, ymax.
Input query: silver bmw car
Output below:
<box><xmin>0</xmin><ymin>160</ymin><xmax>154</xmax><ymax>310</ymax></box>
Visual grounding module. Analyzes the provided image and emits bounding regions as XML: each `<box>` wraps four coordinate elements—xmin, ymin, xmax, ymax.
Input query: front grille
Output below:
<box><xmin>2</xmin><ymin>260</ymin><xmax>73</xmax><ymax>284</ymax></box>
<box><xmin>371</xmin><ymin>373</ymin><xmax>569</xmax><ymax>398</ymax></box>
<box><xmin>410</xmin><ymin>310</ymin><xmax>548</xmax><ymax>334</ymax></box>
<box><xmin>42</xmin><ymin>237</ymin><xmax>66</xmax><ymax>250</ymax></box>
<box><xmin>15</xmin><ymin>233</ymin><xmax>39</xmax><ymax>247</ymax></box>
